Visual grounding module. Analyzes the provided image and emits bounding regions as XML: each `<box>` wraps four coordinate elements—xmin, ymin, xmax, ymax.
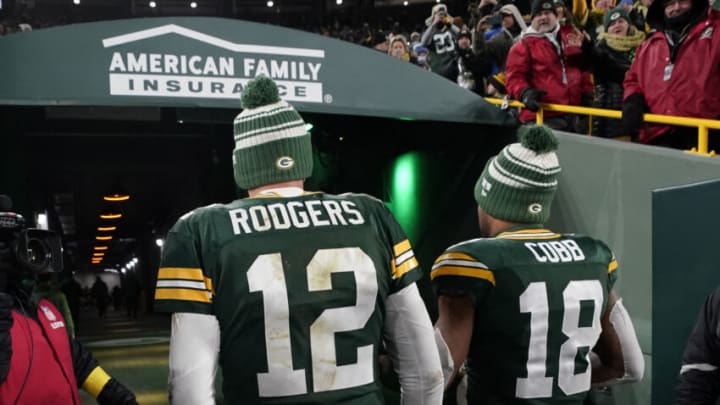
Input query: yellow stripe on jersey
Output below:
<box><xmin>155</xmin><ymin>288</ymin><xmax>212</xmax><ymax>303</ymax></box>
<box><xmin>431</xmin><ymin>266</ymin><xmax>496</xmax><ymax>285</ymax></box>
<box><xmin>608</xmin><ymin>259</ymin><xmax>618</xmax><ymax>274</ymax></box>
<box><xmin>392</xmin><ymin>256</ymin><xmax>419</xmax><ymax>279</ymax></box>
<box><xmin>204</xmin><ymin>277</ymin><xmax>215</xmax><ymax>294</ymax></box>
<box><xmin>393</xmin><ymin>239</ymin><xmax>412</xmax><ymax>257</ymax></box>
<box><xmin>434</xmin><ymin>252</ymin><xmax>477</xmax><ymax>264</ymax></box>
<box><xmin>158</xmin><ymin>267</ymin><xmax>204</xmax><ymax>281</ymax></box>
<box><xmin>497</xmin><ymin>228</ymin><xmax>560</xmax><ymax>240</ymax></box>
<box><xmin>250</xmin><ymin>190</ymin><xmax>323</xmax><ymax>199</ymax></box>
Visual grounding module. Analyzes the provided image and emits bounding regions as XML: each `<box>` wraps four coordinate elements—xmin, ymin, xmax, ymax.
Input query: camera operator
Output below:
<box><xmin>0</xmin><ymin>195</ymin><xmax>138</xmax><ymax>405</ymax></box>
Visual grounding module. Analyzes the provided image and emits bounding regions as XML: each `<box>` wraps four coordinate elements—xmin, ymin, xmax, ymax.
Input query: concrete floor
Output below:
<box><xmin>76</xmin><ymin>305</ymin><xmax>174</xmax><ymax>405</ymax></box>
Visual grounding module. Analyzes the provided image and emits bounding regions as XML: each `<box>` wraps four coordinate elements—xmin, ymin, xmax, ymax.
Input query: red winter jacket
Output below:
<box><xmin>624</xmin><ymin>9</ymin><xmax>720</xmax><ymax>143</ymax></box>
<box><xmin>506</xmin><ymin>24</ymin><xmax>593</xmax><ymax>123</ymax></box>
<box><xmin>0</xmin><ymin>299</ymin><xmax>80</xmax><ymax>405</ymax></box>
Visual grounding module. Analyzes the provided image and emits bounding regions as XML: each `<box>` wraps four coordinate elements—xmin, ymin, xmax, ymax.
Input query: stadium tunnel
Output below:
<box><xmin>0</xmin><ymin>16</ymin><xmax>517</xmax><ymax>316</ymax></box>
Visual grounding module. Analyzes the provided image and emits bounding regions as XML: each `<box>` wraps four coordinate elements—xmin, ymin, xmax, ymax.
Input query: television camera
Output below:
<box><xmin>0</xmin><ymin>195</ymin><xmax>63</xmax><ymax>292</ymax></box>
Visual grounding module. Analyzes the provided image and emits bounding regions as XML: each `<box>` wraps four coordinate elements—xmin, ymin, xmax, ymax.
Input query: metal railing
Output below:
<box><xmin>484</xmin><ymin>97</ymin><xmax>720</xmax><ymax>156</ymax></box>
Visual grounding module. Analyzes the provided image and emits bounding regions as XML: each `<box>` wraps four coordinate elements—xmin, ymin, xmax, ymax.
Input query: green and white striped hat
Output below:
<box><xmin>232</xmin><ymin>76</ymin><xmax>313</xmax><ymax>190</ymax></box>
<box><xmin>474</xmin><ymin>125</ymin><xmax>561</xmax><ymax>224</ymax></box>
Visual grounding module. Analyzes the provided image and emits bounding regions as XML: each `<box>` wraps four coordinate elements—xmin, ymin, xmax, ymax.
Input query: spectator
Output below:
<box><xmin>413</xmin><ymin>43</ymin><xmax>432</xmax><ymax>70</ymax></box>
<box><xmin>590</xmin><ymin>7</ymin><xmax>645</xmax><ymax>139</ymax></box>
<box><xmin>622</xmin><ymin>0</ymin><xmax>720</xmax><ymax>150</ymax></box>
<box><xmin>432</xmin><ymin>125</ymin><xmax>644</xmax><ymax>403</ymax></box>
<box><xmin>124</xmin><ymin>273</ymin><xmax>141</xmax><ymax>320</ymax></box>
<box><xmin>585</xmin><ymin>0</ymin><xmax>616</xmax><ymax>37</ymax></box>
<box><xmin>112</xmin><ymin>285</ymin><xmax>123</xmax><ymax>312</ymax></box>
<box><xmin>483</xmin><ymin>4</ymin><xmax>507</xmax><ymax>40</ymax></box>
<box><xmin>630</xmin><ymin>0</ymin><xmax>654</xmax><ymax>30</ymax></box>
<box><xmin>475</xmin><ymin>4</ymin><xmax>528</xmax><ymax>95</ymax></box>
<box><xmin>388</xmin><ymin>34</ymin><xmax>411</xmax><ymax>62</ymax></box>
<box><xmin>505</xmin><ymin>0</ymin><xmax>594</xmax><ymax>132</ymax></box>
<box><xmin>421</xmin><ymin>3</ymin><xmax>461</xmax><ymax>78</ymax></box>
<box><xmin>675</xmin><ymin>287</ymin><xmax>720</xmax><ymax>404</ymax></box>
<box><xmin>555</xmin><ymin>0</ymin><xmax>580</xmax><ymax>26</ymax></box>
<box><xmin>409</xmin><ymin>31</ymin><xmax>422</xmax><ymax>48</ymax></box>
<box><xmin>153</xmin><ymin>76</ymin><xmax>444</xmax><ymax>404</ymax></box>
<box><xmin>91</xmin><ymin>275</ymin><xmax>109</xmax><ymax>318</ymax></box>
<box><xmin>372</xmin><ymin>29</ymin><xmax>389</xmax><ymax>52</ymax></box>
<box><xmin>446</xmin><ymin>30</ymin><xmax>486</xmax><ymax>93</ymax></box>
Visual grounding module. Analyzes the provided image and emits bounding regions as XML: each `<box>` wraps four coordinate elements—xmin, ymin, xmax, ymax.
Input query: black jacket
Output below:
<box><xmin>675</xmin><ymin>287</ymin><xmax>720</xmax><ymax>404</ymax></box>
<box><xmin>590</xmin><ymin>40</ymin><xmax>633</xmax><ymax>138</ymax></box>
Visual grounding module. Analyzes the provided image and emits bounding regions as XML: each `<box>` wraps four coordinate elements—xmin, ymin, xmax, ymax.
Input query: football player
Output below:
<box><xmin>154</xmin><ymin>76</ymin><xmax>443</xmax><ymax>405</ymax></box>
<box><xmin>432</xmin><ymin>125</ymin><xmax>644</xmax><ymax>404</ymax></box>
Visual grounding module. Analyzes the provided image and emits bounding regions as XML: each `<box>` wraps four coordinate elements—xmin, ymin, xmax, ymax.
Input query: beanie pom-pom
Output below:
<box><xmin>242</xmin><ymin>76</ymin><xmax>281</xmax><ymax>109</ymax></box>
<box><xmin>519</xmin><ymin>125</ymin><xmax>558</xmax><ymax>154</ymax></box>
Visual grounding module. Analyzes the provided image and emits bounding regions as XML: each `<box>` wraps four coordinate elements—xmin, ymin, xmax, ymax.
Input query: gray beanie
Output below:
<box><xmin>474</xmin><ymin>125</ymin><xmax>561</xmax><ymax>224</ymax></box>
<box><xmin>232</xmin><ymin>76</ymin><xmax>313</xmax><ymax>190</ymax></box>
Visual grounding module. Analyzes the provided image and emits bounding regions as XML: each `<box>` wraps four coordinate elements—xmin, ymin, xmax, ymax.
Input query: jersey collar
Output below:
<box><xmin>495</xmin><ymin>224</ymin><xmax>561</xmax><ymax>239</ymax></box>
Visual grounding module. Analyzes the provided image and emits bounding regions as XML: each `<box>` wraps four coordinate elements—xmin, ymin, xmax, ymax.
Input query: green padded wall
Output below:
<box><xmin>652</xmin><ymin>179</ymin><xmax>720</xmax><ymax>405</ymax></box>
<box><xmin>547</xmin><ymin>133</ymin><xmax>720</xmax><ymax>404</ymax></box>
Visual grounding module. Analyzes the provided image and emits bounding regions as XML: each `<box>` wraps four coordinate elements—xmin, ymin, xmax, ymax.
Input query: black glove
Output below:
<box><xmin>581</xmin><ymin>92</ymin><xmax>594</xmax><ymax>107</ymax></box>
<box><xmin>520</xmin><ymin>87</ymin><xmax>547</xmax><ymax>112</ymax></box>
<box><xmin>622</xmin><ymin>93</ymin><xmax>647</xmax><ymax>135</ymax></box>
<box><xmin>97</xmin><ymin>377</ymin><xmax>138</xmax><ymax>405</ymax></box>
<box><xmin>0</xmin><ymin>293</ymin><xmax>14</xmax><ymax>385</ymax></box>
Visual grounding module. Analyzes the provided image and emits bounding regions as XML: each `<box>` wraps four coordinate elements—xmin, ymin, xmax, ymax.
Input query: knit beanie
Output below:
<box><xmin>474</xmin><ymin>125</ymin><xmax>561</xmax><ymax>224</ymax></box>
<box><xmin>232</xmin><ymin>76</ymin><xmax>313</xmax><ymax>190</ymax></box>
<box><xmin>531</xmin><ymin>0</ymin><xmax>558</xmax><ymax>17</ymax></box>
<box><xmin>604</xmin><ymin>7</ymin><xmax>631</xmax><ymax>30</ymax></box>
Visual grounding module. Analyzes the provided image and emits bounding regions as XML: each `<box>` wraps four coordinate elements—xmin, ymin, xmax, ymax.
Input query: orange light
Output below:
<box><xmin>93</xmin><ymin>252</ymin><xmax>105</xmax><ymax>257</ymax></box>
<box><xmin>92</xmin><ymin>260</ymin><xmax>102</xmax><ymax>263</ymax></box>
<box><xmin>104</xmin><ymin>194</ymin><xmax>130</xmax><ymax>202</ymax></box>
<box><xmin>100</xmin><ymin>213</ymin><xmax>122</xmax><ymax>219</ymax></box>
<box><xmin>94</xmin><ymin>246</ymin><xmax>108</xmax><ymax>251</ymax></box>
<box><xmin>96</xmin><ymin>235</ymin><xmax>113</xmax><ymax>241</ymax></box>
<box><xmin>97</xmin><ymin>226</ymin><xmax>116</xmax><ymax>232</ymax></box>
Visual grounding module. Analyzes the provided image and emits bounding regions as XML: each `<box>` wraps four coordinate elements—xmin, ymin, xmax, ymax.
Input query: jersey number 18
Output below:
<box><xmin>517</xmin><ymin>280</ymin><xmax>604</xmax><ymax>398</ymax></box>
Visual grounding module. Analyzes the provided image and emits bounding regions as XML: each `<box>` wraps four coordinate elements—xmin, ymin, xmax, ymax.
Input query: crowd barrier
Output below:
<box><xmin>484</xmin><ymin>97</ymin><xmax>720</xmax><ymax>156</ymax></box>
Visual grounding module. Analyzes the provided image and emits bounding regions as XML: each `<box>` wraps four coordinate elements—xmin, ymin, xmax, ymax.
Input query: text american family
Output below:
<box><xmin>108</xmin><ymin>52</ymin><xmax>322</xmax><ymax>98</ymax></box>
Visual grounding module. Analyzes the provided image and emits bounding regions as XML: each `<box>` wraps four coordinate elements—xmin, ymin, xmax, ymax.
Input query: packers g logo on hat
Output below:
<box><xmin>542</xmin><ymin>2</ymin><xmax>552</xmax><ymax>8</ymax></box>
<box><xmin>610</xmin><ymin>12</ymin><xmax>621</xmax><ymax>20</ymax></box>
<box><xmin>276</xmin><ymin>156</ymin><xmax>295</xmax><ymax>170</ymax></box>
<box><xmin>528</xmin><ymin>203</ymin><xmax>543</xmax><ymax>214</ymax></box>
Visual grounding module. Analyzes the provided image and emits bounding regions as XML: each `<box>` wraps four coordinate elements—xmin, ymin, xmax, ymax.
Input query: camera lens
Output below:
<box><xmin>26</xmin><ymin>238</ymin><xmax>51</xmax><ymax>269</ymax></box>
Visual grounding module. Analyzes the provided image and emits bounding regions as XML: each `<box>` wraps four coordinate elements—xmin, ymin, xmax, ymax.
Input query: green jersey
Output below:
<box><xmin>431</xmin><ymin>226</ymin><xmax>618</xmax><ymax>405</ymax></box>
<box><xmin>154</xmin><ymin>192</ymin><xmax>422</xmax><ymax>404</ymax></box>
<box><xmin>428</xmin><ymin>29</ymin><xmax>457</xmax><ymax>74</ymax></box>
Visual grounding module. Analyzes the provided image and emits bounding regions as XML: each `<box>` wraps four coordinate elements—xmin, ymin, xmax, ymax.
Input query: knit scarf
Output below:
<box><xmin>598</xmin><ymin>28</ymin><xmax>645</xmax><ymax>51</ymax></box>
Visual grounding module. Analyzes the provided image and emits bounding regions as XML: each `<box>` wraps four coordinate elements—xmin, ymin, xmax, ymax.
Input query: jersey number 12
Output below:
<box><xmin>247</xmin><ymin>247</ymin><xmax>378</xmax><ymax>397</ymax></box>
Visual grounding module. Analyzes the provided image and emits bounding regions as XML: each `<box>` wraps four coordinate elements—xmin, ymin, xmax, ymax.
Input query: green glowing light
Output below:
<box><xmin>389</xmin><ymin>152</ymin><xmax>420</xmax><ymax>242</ymax></box>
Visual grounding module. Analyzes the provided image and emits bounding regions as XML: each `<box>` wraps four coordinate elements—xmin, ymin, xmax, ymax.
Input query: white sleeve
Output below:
<box><xmin>434</xmin><ymin>327</ymin><xmax>455</xmax><ymax>389</ymax></box>
<box><xmin>383</xmin><ymin>283</ymin><xmax>444</xmax><ymax>405</ymax></box>
<box><xmin>593</xmin><ymin>299</ymin><xmax>645</xmax><ymax>387</ymax></box>
<box><xmin>609</xmin><ymin>299</ymin><xmax>645</xmax><ymax>382</ymax></box>
<box><xmin>168</xmin><ymin>312</ymin><xmax>220</xmax><ymax>405</ymax></box>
